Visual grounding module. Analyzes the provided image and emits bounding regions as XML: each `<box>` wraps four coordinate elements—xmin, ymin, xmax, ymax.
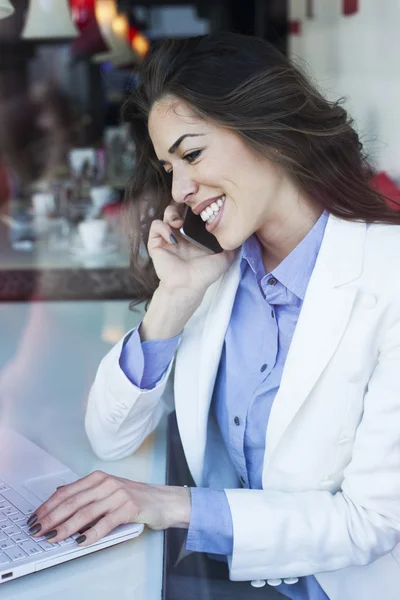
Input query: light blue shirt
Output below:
<box><xmin>120</xmin><ymin>211</ymin><xmax>329</xmax><ymax>600</ymax></box>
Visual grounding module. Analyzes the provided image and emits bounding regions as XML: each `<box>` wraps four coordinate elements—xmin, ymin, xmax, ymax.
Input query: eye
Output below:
<box><xmin>183</xmin><ymin>150</ymin><xmax>202</xmax><ymax>164</ymax></box>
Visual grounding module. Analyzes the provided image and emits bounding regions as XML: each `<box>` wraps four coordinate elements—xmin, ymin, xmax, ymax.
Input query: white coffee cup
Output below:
<box><xmin>90</xmin><ymin>186</ymin><xmax>114</xmax><ymax>211</ymax></box>
<box><xmin>78</xmin><ymin>219</ymin><xmax>108</xmax><ymax>253</ymax></box>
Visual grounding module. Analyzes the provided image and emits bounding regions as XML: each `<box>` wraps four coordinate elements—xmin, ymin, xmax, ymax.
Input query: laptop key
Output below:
<box><xmin>58</xmin><ymin>537</ymin><xmax>76</xmax><ymax>546</ymax></box>
<box><xmin>0</xmin><ymin>520</ymin><xmax>13</xmax><ymax>530</ymax></box>
<box><xmin>3</xmin><ymin>525</ymin><xmax>21</xmax><ymax>537</ymax></box>
<box><xmin>10</xmin><ymin>511</ymin><xmax>25</xmax><ymax>523</ymax></box>
<box><xmin>3</xmin><ymin>506</ymin><xmax>18</xmax><ymax>517</ymax></box>
<box><xmin>13</xmin><ymin>533</ymin><xmax>29</xmax><ymax>544</ymax></box>
<box><xmin>19</xmin><ymin>540</ymin><xmax>43</xmax><ymax>557</ymax></box>
<box><xmin>0</xmin><ymin>481</ymin><xmax>11</xmax><ymax>493</ymax></box>
<box><xmin>19</xmin><ymin>525</ymin><xmax>31</xmax><ymax>534</ymax></box>
<box><xmin>0</xmin><ymin>552</ymin><xmax>10</xmax><ymax>564</ymax></box>
<box><xmin>4</xmin><ymin>545</ymin><xmax>28</xmax><ymax>561</ymax></box>
<box><xmin>0</xmin><ymin>538</ymin><xmax>16</xmax><ymax>550</ymax></box>
<box><xmin>0</xmin><ymin>501</ymin><xmax>11</xmax><ymax>511</ymax></box>
<box><xmin>2</xmin><ymin>490</ymin><xmax>35</xmax><ymax>515</ymax></box>
<box><xmin>38</xmin><ymin>540</ymin><xmax>58</xmax><ymax>552</ymax></box>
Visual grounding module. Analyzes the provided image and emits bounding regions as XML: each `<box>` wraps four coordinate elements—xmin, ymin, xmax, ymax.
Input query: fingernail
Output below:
<box><xmin>45</xmin><ymin>530</ymin><xmax>57</xmax><ymax>540</ymax></box>
<box><xmin>27</xmin><ymin>514</ymin><xmax>38</xmax><ymax>527</ymax></box>
<box><xmin>170</xmin><ymin>234</ymin><xmax>178</xmax><ymax>244</ymax></box>
<box><xmin>76</xmin><ymin>535</ymin><xmax>86</xmax><ymax>544</ymax></box>
<box><xmin>29</xmin><ymin>523</ymin><xmax>42</xmax><ymax>535</ymax></box>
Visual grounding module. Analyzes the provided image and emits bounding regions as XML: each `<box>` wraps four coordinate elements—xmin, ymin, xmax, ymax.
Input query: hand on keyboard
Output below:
<box><xmin>0</xmin><ymin>480</ymin><xmax>77</xmax><ymax>565</ymax></box>
<box><xmin>27</xmin><ymin>471</ymin><xmax>191</xmax><ymax>547</ymax></box>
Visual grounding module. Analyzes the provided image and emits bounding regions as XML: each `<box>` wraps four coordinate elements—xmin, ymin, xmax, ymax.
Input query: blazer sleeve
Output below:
<box><xmin>85</xmin><ymin>331</ymin><xmax>176</xmax><ymax>461</ymax></box>
<box><xmin>225</xmin><ymin>309</ymin><xmax>400</xmax><ymax>582</ymax></box>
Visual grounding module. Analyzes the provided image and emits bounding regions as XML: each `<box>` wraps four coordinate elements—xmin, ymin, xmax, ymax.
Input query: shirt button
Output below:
<box><xmin>260</xmin><ymin>364</ymin><xmax>267</xmax><ymax>373</ymax></box>
<box><xmin>337</xmin><ymin>436</ymin><xmax>350</xmax><ymax>445</ymax></box>
<box><xmin>250</xmin><ymin>580</ymin><xmax>266</xmax><ymax>588</ymax></box>
<box><xmin>283</xmin><ymin>577</ymin><xmax>299</xmax><ymax>585</ymax></box>
<box><xmin>267</xmin><ymin>578</ymin><xmax>282</xmax><ymax>586</ymax></box>
<box><xmin>319</xmin><ymin>476</ymin><xmax>335</xmax><ymax>488</ymax></box>
<box><xmin>268</xmin><ymin>277</ymin><xmax>278</xmax><ymax>286</ymax></box>
<box><xmin>234</xmin><ymin>416</ymin><xmax>240</xmax><ymax>426</ymax></box>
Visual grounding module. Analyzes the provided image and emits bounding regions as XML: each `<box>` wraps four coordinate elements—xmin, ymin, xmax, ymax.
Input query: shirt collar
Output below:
<box><xmin>241</xmin><ymin>211</ymin><xmax>329</xmax><ymax>301</ymax></box>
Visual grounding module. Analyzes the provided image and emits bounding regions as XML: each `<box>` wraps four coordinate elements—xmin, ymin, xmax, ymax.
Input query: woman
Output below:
<box><xmin>28</xmin><ymin>34</ymin><xmax>400</xmax><ymax>600</ymax></box>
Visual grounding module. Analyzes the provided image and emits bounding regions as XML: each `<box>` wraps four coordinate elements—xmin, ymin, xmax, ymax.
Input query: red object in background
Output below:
<box><xmin>343</xmin><ymin>0</ymin><xmax>358</xmax><ymax>15</ymax></box>
<box><xmin>70</xmin><ymin>0</ymin><xmax>108</xmax><ymax>57</ymax></box>
<box><xmin>102</xmin><ymin>202</ymin><xmax>123</xmax><ymax>217</ymax></box>
<box><xmin>371</xmin><ymin>172</ymin><xmax>400</xmax><ymax>211</ymax></box>
<box><xmin>71</xmin><ymin>0</ymin><xmax>95</xmax><ymax>27</ymax></box>
<box><xmin>289</xmin><ymin>20</ymin><xmax>301</xmax><ymax>35</ymax></box>
<box><xmin>128</xmin><ymin>24</ymin><xmax>139</xmax><ymax>43</ymax></box>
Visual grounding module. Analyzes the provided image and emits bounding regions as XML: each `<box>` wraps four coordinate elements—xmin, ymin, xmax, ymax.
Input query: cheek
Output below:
<box><xmin>215</xmin><ymin>203</ymin><xmax>254</xmax><ymax>250</ymax></box>
<box><xmin>198</xmin><ymin>149</ymin><xmax>235</xmax><ymax>186</ymax></box>
<box><xmin>198</xmin><ymin>163</ymin><xmax>226</xmax><ymax>186</ymax></box>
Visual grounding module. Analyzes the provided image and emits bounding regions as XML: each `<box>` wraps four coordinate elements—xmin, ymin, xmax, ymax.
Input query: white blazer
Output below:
<box><xmin>85</xmin><ymin>215</ymin><xmax>400</xmax><ymax>600</ymax></box>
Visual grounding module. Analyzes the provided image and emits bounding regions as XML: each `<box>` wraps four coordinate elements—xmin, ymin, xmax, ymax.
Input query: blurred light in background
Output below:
<box><xmin>93</xmin><ymin>0</ymin><xmax>136</xmax><ymax>67</ymax></box>
<box><xmin>112</xmin><ymin>12</ymin><xmax>129</xmax><ymax>38</ymax></box>
<box><xmin>129</xmin><ymin>27</ymin><xmax>149</xmax><ymax>58</ymax></box>
<box><xmin>0</xmin><ymin>0</ymin><xmax>14</xmax><ymax>19</ymax></box>
<box><xmin>22</xmin><ymin>0</ymin><xmax>79</xmax><ymax>39</ymax></box>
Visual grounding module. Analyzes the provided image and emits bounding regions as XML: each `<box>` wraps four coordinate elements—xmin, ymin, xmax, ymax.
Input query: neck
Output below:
<box><xmin>256</xmin><ymin>185</ymin><xmax>324</xmax><ymax>273</ymax></box>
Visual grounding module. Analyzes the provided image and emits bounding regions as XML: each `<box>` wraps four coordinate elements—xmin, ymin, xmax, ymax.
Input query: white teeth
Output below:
<box><xmin>199</xmin><ymin>195</ymin><xmax>226</xmax><ymax>224</ymax></box>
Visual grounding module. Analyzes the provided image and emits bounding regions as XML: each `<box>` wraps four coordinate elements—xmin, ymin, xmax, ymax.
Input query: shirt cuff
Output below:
<box><xmin>141</xmin><ymin>333</ymin><xmax>180</xmax><ymax>389</ymax></box>
<box><xmin>186</xmin><ymin>488</ymin><xmax>233</xmax><ymax>555</ymax></box>
<box><xmin>119</xmin><ymin>323</ymin><xmax>180</xmax><ymax>390</ymax></box>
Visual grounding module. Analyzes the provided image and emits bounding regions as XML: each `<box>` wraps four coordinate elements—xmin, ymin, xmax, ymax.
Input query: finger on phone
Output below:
<box><xmin>148</xmin><ymin>219</ymin><xmax>178</xmax><ymax>246</ymax></box>
<box><xmin>163</xmin><ymin>204</ymin><xmax>183</xmax><ymax>226</ymax></box>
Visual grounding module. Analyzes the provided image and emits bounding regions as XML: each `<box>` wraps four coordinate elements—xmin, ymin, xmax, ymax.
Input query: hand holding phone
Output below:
<box><xmin>146</xmin><ymin>203</ymin><xmax>231</xmax><ymax>299</ymax></box>
<box><xmin>179</xmin><ymin>206</ymin><xmax>223</xmax><ymax>254</ymax></box>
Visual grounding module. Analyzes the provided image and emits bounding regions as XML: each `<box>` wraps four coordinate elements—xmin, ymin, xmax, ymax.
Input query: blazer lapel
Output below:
<box><xmin>174</xmin><ymin>253</ymin><xmax>241</xmax><ymax>484</ymax></box>
<box><xmin>264</xmin><ymin>216</ymin><xmax>367</xmax><ymax>464</ymax></box>
<box><xmin>175</xmin><ymin>215</ymin><xmax>367</xmax><ymax>484</ymax></box>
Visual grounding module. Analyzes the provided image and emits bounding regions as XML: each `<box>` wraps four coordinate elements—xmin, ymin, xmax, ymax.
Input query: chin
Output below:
<box><xmin>215</xmin><ymin>233</ymin><xmax>246</xmax><ymax>252</ymax></box>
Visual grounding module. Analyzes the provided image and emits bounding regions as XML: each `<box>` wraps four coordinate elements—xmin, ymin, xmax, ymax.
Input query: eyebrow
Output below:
<box><xmin>159</xmin><ymin>133</ymin><xmax>205</xmax><ymax>165</ymax></box>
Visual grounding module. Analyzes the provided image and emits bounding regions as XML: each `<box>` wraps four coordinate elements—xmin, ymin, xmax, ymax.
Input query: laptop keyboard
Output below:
<box><xmin>0</xmin><ymin>479</ymin><xmax>77</xmax><ymax>566</ymax></box>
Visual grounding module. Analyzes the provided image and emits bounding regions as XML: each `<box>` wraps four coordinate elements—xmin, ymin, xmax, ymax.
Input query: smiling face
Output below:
<box><xmin>148</xmin><ymin>96</ymin><xmax>290</xmax><ymax>251</ymax></box>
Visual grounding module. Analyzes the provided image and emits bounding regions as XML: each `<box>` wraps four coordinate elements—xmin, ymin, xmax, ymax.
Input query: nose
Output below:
<box><xmin>171</xmin><ymin>166</ymin><xmax>198</xmax><ymax>204</ymax></box>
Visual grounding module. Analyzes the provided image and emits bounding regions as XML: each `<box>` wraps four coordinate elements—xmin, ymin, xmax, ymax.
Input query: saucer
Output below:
<box><xmin>69</xmin><ymin>240</ymin><xmax>119</xmax><ymax>258</ymax></box>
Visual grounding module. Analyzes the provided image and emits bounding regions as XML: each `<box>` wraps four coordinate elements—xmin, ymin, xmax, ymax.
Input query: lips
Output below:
<box><xmin>192</xmin><ymin>195</ymin><xmax>224</xmax><ymax>215</ymax></box>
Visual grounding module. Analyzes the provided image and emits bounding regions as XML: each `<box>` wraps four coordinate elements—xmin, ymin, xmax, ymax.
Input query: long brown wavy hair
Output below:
<box><xmin>121</xmin><ymin>32</ymin><xmax>399</xmax><ymax>304</ymax></box>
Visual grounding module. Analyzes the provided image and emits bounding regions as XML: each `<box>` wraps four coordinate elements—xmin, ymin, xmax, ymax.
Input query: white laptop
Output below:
<box><xmin>0</xmin><ymin>428</ymin><xmax>144</xmax><ymax>584</ymax></box>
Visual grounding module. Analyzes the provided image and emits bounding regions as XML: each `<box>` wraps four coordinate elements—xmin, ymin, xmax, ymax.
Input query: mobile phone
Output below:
<box><xmin>179</xmin><ymin>205</ymin><xmax>223</xmax><ymax>254</ymax></box>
